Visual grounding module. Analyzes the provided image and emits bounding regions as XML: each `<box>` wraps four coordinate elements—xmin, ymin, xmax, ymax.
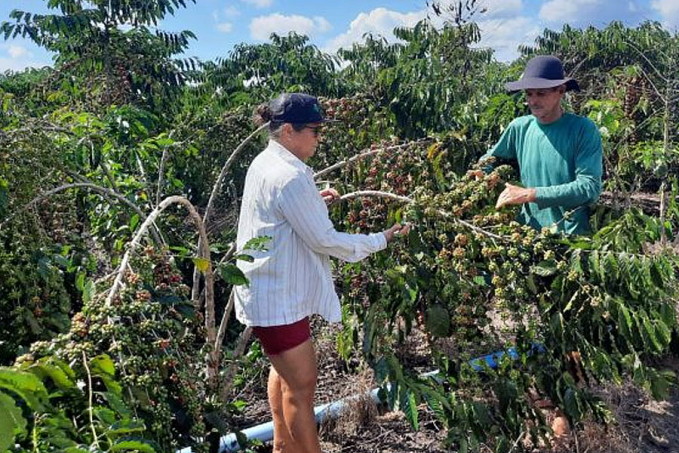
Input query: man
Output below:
<box><xmin>474</xmin><ymin>56</ymin><xmax>602</xmax><ymax>438</ymax></box>
<box><xmin>478</xmin><ymin>55</ymin><xmax>603</xmax><ymax>235</ymax></box>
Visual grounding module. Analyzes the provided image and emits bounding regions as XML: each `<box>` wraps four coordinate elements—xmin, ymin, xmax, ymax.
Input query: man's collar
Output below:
<box><xmin>267</xmin><ymin>139</ymin><xmax>313</xmax><ymax>175</ymax></box>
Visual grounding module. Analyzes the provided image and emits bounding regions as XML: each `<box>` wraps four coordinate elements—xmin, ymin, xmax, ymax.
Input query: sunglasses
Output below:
<box><xmin>302</xmin><ymin>125</ymin><xmax>323</xmax><ymax>136</ymax></box>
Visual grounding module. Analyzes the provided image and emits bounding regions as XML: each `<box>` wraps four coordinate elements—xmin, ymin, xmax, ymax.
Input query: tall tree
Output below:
<box><xmin>199</xmin><ymin>32</ymin><xmax>346</xmax><ymax>107</ymax></box>
<box><xmin>1</xmin><ymin>0</ymin><xmax>198</xmax><ymax>114</ymax></box>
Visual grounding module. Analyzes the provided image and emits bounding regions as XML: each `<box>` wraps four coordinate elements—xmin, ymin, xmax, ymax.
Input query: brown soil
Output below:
<box><xmin>227</xmin><ymin>318</ymin><xmax>679</xmax><ymax>453</ymax></box>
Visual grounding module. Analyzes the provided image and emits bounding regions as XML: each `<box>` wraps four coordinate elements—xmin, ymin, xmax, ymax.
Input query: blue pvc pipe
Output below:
<box><xmin>177</xmin><ymin>344</ymin><xmax>544</xmax><ymax>453</ymax></box>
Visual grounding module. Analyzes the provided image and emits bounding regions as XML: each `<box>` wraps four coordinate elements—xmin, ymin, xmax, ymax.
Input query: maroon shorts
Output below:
<box><xmin>252</xmin><ymin>317</ymin><xmax>311</xmax><ymax>356</ymax></box>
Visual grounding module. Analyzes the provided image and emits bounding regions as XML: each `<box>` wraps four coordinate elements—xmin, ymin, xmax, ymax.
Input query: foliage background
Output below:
<box><xmin>0</xmin><ymin>1</ymin><xmax>678</xmax><ymax>452</ymax></box>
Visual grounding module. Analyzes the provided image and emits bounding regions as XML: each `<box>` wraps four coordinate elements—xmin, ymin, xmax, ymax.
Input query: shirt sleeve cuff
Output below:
<box><xmin>369</xmin><ymin>232</ymin><xmax>388</xmax><ymax>252</ymax></box>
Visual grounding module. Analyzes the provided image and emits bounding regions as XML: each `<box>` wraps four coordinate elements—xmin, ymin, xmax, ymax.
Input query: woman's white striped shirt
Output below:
<box><xmin>234</xmin><ymin>140</ymin><xmax>386</xmax><ymax>327</ymax></box>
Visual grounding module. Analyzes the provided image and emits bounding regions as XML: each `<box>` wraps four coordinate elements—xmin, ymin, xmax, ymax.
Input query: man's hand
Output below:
<box><xmin>495</xmin><ymin>183</ymin><xmax>536</xmax><ymax>209</ymax></box>
<box><xmin>383</xmin><ymin>223</ymin><xmax>411</xmax><ymax>243</ymax></box>
<box><xmin>319</xmin><ymin>188</ymin><xmax>340</xmax><ymax>204</ymax></box>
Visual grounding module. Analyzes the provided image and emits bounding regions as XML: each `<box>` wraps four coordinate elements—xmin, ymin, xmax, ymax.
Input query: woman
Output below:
<box><xmin>234</xmin><ymin>93</ymin><xmax>408</xmax><ymax>453</ymax></box>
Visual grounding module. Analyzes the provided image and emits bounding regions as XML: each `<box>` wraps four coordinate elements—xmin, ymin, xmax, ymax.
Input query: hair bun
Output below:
<box><xmin>253</xmin><ymin>102</ymin><xmax>272</xmax><ymax>126</ymax></box>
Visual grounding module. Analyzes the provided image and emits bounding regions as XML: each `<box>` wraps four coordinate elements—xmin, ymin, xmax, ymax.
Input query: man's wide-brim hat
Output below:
<box><xmin>505</xmin><ymin>55</ymin><xmax>580</xmax><ymax>92</ymax></box>
<box><xmin>269</xmin><ymin>93</ymin><xmax>338</xmax><ymax>124</ymax></box>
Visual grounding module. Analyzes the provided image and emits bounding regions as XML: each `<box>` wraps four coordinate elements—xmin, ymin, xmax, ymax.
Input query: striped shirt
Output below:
<box><xmin>234</xmin><ymin>140</ymin><xmax>387</xmax><ymax>327</ymax></box>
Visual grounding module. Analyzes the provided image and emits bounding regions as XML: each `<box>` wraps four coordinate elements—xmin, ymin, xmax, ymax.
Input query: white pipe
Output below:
<box><xmin>177</xmin><ymin>345</ymin><xmax>545</xmax><ymax>452</ymax></box>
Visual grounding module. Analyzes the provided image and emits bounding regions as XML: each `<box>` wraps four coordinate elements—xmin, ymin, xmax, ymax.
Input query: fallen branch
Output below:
<box><xmin>334</xmin><ymin>190</ymin><xmax>414</xmax><ymax>205</ymax></box>
<box><xmin>215</xmin><ymin>289</ymin><xmax>235</xmax><ymax>355</ymax></box>
<box><xmin>104</xmin><ymin>195</ymin><xmax>219</xmax><ymax>386</ymax></box>
<box><xmin>213</xmin><ymin>242</ymin><xmax>237</xmax><ymax>360</ymax></box>
<box><xmin>333</xmin><ymin>190</ymin><xmax>506</xmax><ymax>241</ymax></box>
<box><xmin>192</xmin><ymin>122</ymin><xmax>269</xmax><ymax>303</ymax></box>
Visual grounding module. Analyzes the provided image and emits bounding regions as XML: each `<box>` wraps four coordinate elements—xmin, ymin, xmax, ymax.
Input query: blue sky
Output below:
<box><xmin>0</xmin><ymin>0</ymin><xmax>677</xmax><ymax>72</ymax></box>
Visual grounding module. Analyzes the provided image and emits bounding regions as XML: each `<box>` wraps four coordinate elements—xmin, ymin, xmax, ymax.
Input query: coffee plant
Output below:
<box><xmin>326</xmin><ymin>146</ymin><xmax>678</xmax><ymax>451</ymax></box>
<box><xmin>1</xmin><ymin>353</ymin><xmax>154</xmax><ymax>452</ymax></box>
<box><xmin>1</xmin><ymin>3</ymin><xmax>678</xmax><ymax>451</ymax></box>
<box><xmin>23</xmin><ymin>246</ymin><xmax>214</xmax><ymax>452</ymax></box>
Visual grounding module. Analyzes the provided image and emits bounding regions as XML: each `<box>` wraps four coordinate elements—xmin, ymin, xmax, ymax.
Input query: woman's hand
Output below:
<box><xmin>383</xmin><ymin>223</ymin><xmax>412</xmax><ymax>243</ymax></box>
<box><xmin>319</xmin><ymin>188</ymin><xmax>340</xmax><ymax>204</ymax></box>
<box><xmin>495</xmin><ymin>183</ymin><xmax>536</xmax><ymax>209</ymax></box>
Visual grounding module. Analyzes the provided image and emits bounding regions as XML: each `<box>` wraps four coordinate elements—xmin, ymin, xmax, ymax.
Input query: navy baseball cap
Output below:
<box><xmin>505</xmin><ymin>56</ymin><xmax>580</xmax><ymax>92</ymax></box>
<box><xmin>269</xmin><ymin>93</ymin><xmax>337</xmax><ymax>124</ymax></box>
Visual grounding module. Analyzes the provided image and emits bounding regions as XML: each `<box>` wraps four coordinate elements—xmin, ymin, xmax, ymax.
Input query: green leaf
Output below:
<box><xmin>242</xmin><ymin>236</ymin><xmax>271</xmax><ymax>252</ymax></box>
<box><xmin>459</xmin><ymin>438</ymin><xmax>469</xmax><ymax>453</ymax></box>
<box><xmin>90</xmin><ymin>355</ymin><xmax>115</xmax><ymax>377</ymax></box>
<box><xmin>399</xmin><ymin>387</ymin><xmax>419</xmax><ymax>430</ymax></box>
<box><xmin>90</xmin><ymin>355</ymin><xmax>122</xmax><ymax>395</ymax></box>
<box><xmin>531</xmin><ymin>260</ymin><xmax>557</xmax><ymax>277</ymax></box>
<box><xmin>155</xmin><ymin>137</ymin><xmax>175</xmax><ymax>147</ymax></box>
<box><xmin>83</xmin><ymin>280</ymin><xmax>95</xmax><ymax>303</ymax></box>
<box><xmin>0</xmin><ymin>368</ymin><xmax>49</xmax><ymax>411</ymax></box>
<box><xmin>109</xmin><ymin>420</ymin><xmax>146</xmax><ymax>435</ymax></box>
<box><xmin>101</xmin><ymin>392</ymin><xmax>131</xmax><ymax>418</ymax></box>
<box><xmin>111</xmin><ymin>439</ymin><xmax>156</xmax><ymax>452</ymax></box>
<box><xmin>76</xmin><ymin>273</ymin><xmax>86</xmax><ymax>292</ymax></box>
<box><xmin>640</xmin><ymin>313</ymin><xmax>662</xmax><ymax>353</ymax></box>
<box><xmin>235</xmin><ymin>254</ymin><xmax>254</xmax><ymax>263</ymax></box>
<box><xmin>0</xmin><ymin>392</ymin><xmax>26</xmax><ymax>450</ymax></box>
<box><xmin>219</xmin><ymin>264</ymin><xmax>249</xmax><ymax>286</ymax></box>
<box><xmin>93</xmin><ymin>407</ymin><xmax>117</xmax><ymax>426</ymax></box>
<box><xmin>192</xmin><ymin>257</ymin><xmax>210</xmax><ymax>273</ymax></box>
<box><xmin>235</xmin><ymin>430</ymin><xmax>248</xmax><ymax>448</ymax></box>
<box><xmin>618</xmin><ymin>304</ymin><xmax>634</xmax><ymax>341</ymax></box>
<box><xmin>130</xmin><ymin>214</ymin><xmax>140</xmax><ymax>232</ymax></box>
<box><xmin>526</xmin><ymin>275</ymin><xmax>538</xmax><ymax>294</ymax></box>
<box><xmin>563</xmin><ymin>387</ymin><xmax>582</xmax><ymax>420</ymax></box>
<box><xmin>424</xmin><ymin>304</ymin><xmax>450</xmax><ymax>337</ymax></box>
<box><xmin>30</xmin><ymin>357</ymin><xmax>76</xmax><ymax>391</ymax></box>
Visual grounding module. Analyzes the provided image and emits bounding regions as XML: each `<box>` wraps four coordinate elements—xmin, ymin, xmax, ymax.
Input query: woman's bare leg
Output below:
<box><xmin>268</xmin><ymin>366</ymin><xmax>301</xmax><ymax>453</ymax></box>
<box><xmin>267</xmin><ymin>338</ymin><xmax>321</xmax><ymax>453</ymax></box>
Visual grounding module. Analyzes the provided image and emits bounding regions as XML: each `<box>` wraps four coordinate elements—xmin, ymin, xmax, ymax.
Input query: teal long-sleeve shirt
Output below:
<box><xmin>484</xmin><ymin>112</ymin><xmax>603</xmax><ymax>235</ymax></box>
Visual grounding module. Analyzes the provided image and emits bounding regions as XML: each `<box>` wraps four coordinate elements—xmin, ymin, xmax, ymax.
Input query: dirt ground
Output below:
<box><xmin>227</xmin><ymin>320</ymin><xmax>679</xmax><ymax>453</ymax></box>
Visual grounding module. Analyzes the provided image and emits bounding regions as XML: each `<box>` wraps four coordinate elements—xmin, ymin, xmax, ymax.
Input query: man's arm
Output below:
<box><xmin>534</xmin><ymin>122</ymin><xmax>603</xmax><ymax>209</ymax></box>
<box><xmin>469</xmin><ymin>120</ymin><xmax>519</xmax><ymax>180</ymax></box>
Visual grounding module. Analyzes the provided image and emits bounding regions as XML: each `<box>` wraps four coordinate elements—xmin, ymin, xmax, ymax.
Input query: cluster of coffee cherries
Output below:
<box><xmin>27</xmin><ymin>244</ymin><xmax>207</xmax><ymax>444</ymax></box>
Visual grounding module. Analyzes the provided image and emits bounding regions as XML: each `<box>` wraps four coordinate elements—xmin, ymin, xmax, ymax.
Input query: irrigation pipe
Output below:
<box><xmin>176</xmin><ymin>344</ymin><xmax>545</xmax><ymax>453</ymax></box>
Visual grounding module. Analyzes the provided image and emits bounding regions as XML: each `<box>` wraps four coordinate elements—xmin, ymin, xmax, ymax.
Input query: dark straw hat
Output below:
<box><xmin>505</xmin><ymin>55</ymin><xmax>580</xmax><ymax>92</ymax></box>
<box><xmin>269</xmin><ymin>93</ymin><xmax>337</xmax><ymax>124</ymax></box>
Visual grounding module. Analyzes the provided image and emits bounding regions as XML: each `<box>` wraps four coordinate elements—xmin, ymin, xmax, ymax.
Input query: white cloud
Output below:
<box><xmin>540</xmin><ymin>0</ymin><xmax>601</xmax><ymax>22</ymax></box>
<box><xmin>539</xmin><ymin>0</ymin><xmax>643</xmax><ymax>26</ymax></box>
<box><xmin>7</xmin><ymin>45</ymin><xmax>31</xmax><ymax>59</ymax></box>
<box><xmin>216</xmin><ymin>22</ymin><xmax>233</xmax><ymax>33</ymax></box>
<box><xmin>224</xmin><ymin>6</ymin><xmax>241</xmax><ymax>18</ymax></box>
<box><xmin>324</xmin><ymin>7</ymin><xmax>425</xmax><ymax>53</ymax></box>
<box><xmin>242</xmin><ymin>0</ymin><xmax>273</xmax><ymax>9</ymax></box>
<box><xmin>475</xmin><ymin>17</ymin><xmax>541</xmax><ymax>62</ymax></box>
<box><xmin>250</xmin><ymin>13</ymin><xmax>332</xmax><ymax>41</ymax></box>
<box><xmin>652</xmin><ymin>0</ymin><xmax>679</xmax><ymax>30</ymax></box>
<box><xmin>0</xmin><ymin>57</ymin><xmax>49</xmax><ymax>73</ymax></box>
